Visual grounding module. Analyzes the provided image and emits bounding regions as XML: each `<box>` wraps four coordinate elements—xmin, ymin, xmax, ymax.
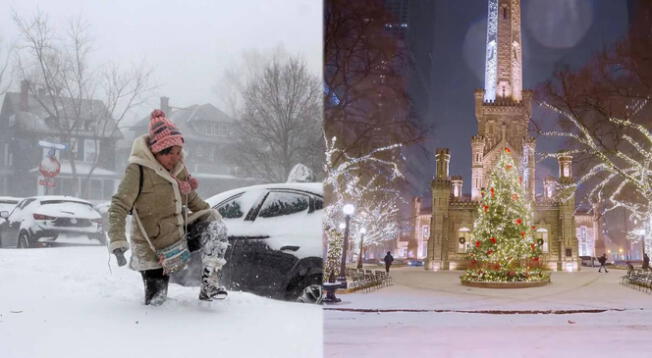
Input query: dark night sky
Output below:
<box><xmin>405</xmin><ymin>0</ymin><xmax>632</xmax><ymax>201</ymax></box>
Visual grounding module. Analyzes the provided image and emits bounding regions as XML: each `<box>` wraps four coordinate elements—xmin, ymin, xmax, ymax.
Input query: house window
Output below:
<box><xmin>84</xmin><ymin>139</ymin><xmax>97</xmax><ymax>163</ymax></box>
<box><xmin>421</xmin><ymin>225</ymin><xmax>430</xmax><ymax>241</ymax></box>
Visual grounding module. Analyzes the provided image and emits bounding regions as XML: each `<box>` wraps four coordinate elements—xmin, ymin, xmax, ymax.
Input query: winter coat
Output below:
<box><xmin>598</xmin><ymin>256</ymin><xmax>607</xmax><ymax>265</ymax></box>
<box><xmin>108</xmin><ymin>135</ymin><xmax>210</xmax><ymax>271</ymax></box>
<box><xmin>384</xmin><ymin>254</ymin><xmax>394</xmax><ymax>265</ymax></box>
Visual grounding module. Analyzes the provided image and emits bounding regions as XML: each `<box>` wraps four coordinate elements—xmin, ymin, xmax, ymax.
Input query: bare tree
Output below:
<box><xmin>229</xmin><ymin>56</ymin><xmax>323</xmax><ymax>182</ymax></box>
<box><xmin>0</xmin><ymin>37</ymin><xmax>13</xmax><ymax>97</ymax></box>
<box><xmin>324</xmin><ymin>0</ymin><xmax>420</xmax><ymax>163</ymax></box>
<box><xmin>536</xmin><ymin>3</ymin><xmax>652</xmax><ymax>253</ymax></box>
<box><xmin>13</xmin><ymin>11</ymin><xmax>153</xmax><ymax>197</ymax></box>
<box><xmin>213</xmin><ymin>46</ymin><xmax>290</xmax><ymax>118</ymax></box>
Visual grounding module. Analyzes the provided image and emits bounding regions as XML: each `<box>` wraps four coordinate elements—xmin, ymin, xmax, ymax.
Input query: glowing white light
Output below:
<box><xmin>483</xmin><ymin>0</ymin><xmax>498</xmax><ymax>101</ymax></box>
<box><xmin>342</xmin><ymin>204</ymin><xmax>355</xmax><ymax>216</ymax></box>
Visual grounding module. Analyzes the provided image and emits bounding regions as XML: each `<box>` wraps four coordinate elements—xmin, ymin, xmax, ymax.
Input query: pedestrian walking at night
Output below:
<box><xmin>643</xmin><ymin>252</ymin><xmax>650</xmax><ymax>271</ymax></box>
<box><xmin>597</xmin><ymin>253</ymin><xmax>608</xmax><ymax>273</ymax></box>
<box><xmin>383</xmin><ymin>251</ymin><xmax>394</xmax><ymax>274</ymax></box>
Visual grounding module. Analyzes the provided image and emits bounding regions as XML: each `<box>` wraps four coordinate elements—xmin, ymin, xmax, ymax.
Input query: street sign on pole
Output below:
<box><xmin>38</xmin><ymin>140</ymin><xmax>67</xmax><ymax>151</ymax></box>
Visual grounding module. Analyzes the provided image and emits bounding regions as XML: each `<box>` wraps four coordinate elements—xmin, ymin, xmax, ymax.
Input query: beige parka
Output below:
<box><xmin>108</xmin><ymin>135</ymin><xmax>210</xmax><ymax>271</ymax></box>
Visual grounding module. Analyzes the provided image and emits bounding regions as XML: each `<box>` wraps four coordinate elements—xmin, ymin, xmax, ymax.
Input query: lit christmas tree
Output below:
<box><xmin>461</xmin><ymin>147</ymin><xmax>549</xmax><ymax>283</ymax></box>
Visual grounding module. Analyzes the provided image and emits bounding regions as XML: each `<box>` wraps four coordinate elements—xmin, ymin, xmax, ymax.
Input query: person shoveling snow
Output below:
<box><xmin>108</xmin><ymin>109</ymin><xmax>229</xmax><ymax>305</ymax></box>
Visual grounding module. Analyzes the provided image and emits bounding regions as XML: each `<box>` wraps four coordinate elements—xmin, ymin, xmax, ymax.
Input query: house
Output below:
<box><xmin>117</xmin><ymin>97</ymin><xmax>259</xmax><ymax>198</ymax></box>
<box><xmin>0</xmin><ymin>81</ymin><xmax>121</xmax><ymax>201</ymax></box>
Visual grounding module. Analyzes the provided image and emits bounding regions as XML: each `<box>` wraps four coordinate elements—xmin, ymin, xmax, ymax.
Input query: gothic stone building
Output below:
<box><xmin>424</xmin><ymin>0</ymin><xmax>580</xmax><ymax>272</ymax></box>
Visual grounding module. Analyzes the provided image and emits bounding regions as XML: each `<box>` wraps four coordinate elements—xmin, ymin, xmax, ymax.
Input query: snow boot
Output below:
<box><xmin>199</xmin><ymin>266</ymin><xmax>227</xmax><ymax>301</ymax></box>
<box><xmin>142</xmin><ymin>269</ymin><xmax>169</xmax><ymax>306</ymax></box>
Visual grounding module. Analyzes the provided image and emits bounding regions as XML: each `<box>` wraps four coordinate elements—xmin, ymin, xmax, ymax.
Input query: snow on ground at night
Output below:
<box><xmin>324</xmin><ymin>266</ymin><xmax>652</xmax><ymax>357</ymax></box>
<box><xmin>0</xmin><ymin>245</ymin><xmax>322</xmax><ymax>358</ymax></box>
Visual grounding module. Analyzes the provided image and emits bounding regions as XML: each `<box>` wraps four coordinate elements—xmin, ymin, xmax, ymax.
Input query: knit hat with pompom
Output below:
<box><xmin>148</xmin><ymin>109</ymin><xmax>184</xmax><ymax>154</ymax></box>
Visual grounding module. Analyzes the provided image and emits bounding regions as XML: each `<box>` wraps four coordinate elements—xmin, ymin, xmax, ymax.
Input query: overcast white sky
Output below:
<box><xmin>0</xmin><ymin>0</ymin><xmax>322</xmax><ymax>121</ymax></box>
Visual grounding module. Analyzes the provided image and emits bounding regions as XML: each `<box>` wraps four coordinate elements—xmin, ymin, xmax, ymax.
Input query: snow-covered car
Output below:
<box><xmin>0</xmin><ymin>195</ymin><xmax>104</xmax><ymax>248</ymax></box>
<box><xmin>0</xmin><ymin>196</ymin><xmax>22</xmax><ymax>215</ymax></box>
<box><xmin>173</xmin><ymin>183</ymin><xmax>323</xmax><ymax>303</ymax></box>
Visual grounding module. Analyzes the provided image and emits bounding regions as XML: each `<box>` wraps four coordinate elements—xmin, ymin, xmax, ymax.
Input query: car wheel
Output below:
<box><xmin>17</xmin><ymin>231</ymin><xmax>32</xmax><ymax>249</ymax></box>
<box><xmin>290</xmin><ymin>275</ymin><xmax>323</xmax><ymax>304</ymax></box>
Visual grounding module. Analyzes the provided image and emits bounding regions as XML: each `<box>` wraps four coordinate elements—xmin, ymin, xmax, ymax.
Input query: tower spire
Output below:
<box><xmin>483</xmin><ymin>0</ymin><xmax>523</xmax><ymax>102</ymax></box>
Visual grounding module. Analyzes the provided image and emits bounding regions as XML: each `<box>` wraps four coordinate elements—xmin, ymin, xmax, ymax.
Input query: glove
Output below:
<box><xmin>113</xmin><ymin>248</ymin><xmax>127</xmax><ymax>267</ymax></box>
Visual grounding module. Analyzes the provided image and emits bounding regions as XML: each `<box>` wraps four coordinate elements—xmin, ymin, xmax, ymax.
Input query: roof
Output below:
<box><xmin>1</xmin><ymin>92</ymin><xmax>121</xmax><ymax>139</ymax></box>
<box><xmin>130</xmin><ymin>103</ymin><xmax>234</xmax><ymax>142</ymax></box>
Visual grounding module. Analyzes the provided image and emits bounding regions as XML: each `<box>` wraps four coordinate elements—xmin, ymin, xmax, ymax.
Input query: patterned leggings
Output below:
<box><xmin>186</xmin><ymin>211</ymin><xmax>229</xmax><ymax>288</ymax></box>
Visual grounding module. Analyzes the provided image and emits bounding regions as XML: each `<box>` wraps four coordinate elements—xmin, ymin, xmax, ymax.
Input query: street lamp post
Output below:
<box><xmin>338</xmin><ymin>204</ymin><xmax>355</xmax><ymax>287</ymax></box>
<box><xmin>357</xmin><ymin>227</ymin><xmax>366</xmax><ymax>269</ymax></box>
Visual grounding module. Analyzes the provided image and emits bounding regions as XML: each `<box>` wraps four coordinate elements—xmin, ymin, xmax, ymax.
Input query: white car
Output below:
<box><xmin>0</xmin><ymin>196</ymin><xmax>22</xmax><ymax>216</ymax></box>
<box><xmin>174</xmin><ymin>183</ymin><xmax>323</xmax><ymax>303</ymax></box>
<box><xmin>0</xmin><ymin>196</ymin><xmax>104</xmax><ymax>248</ymax></box>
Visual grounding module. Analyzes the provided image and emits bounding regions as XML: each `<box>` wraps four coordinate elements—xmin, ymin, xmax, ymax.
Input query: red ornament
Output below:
<box><xmin>531</xmin><ymin>225</ymin><xmax>537</xmax><ymax>230</ymax></box>
<box><xmin>483</xmin><ymin>205</ymin><xmax>489</xmax><ymax>212</ymax></box>
<box><xmin>520</xmin><ymin>231</ymin><xmax>526</xmax><ymax>237</ymax></box>
<box><xmin>490</xmin><ymin>237</ymin><xmax>496</xmax><ymax>244</ymax></box>
<box><xmin>512</xmin><ymin>194</ymin><xmax>519</xmax><ymax>201</ymax></box>
<box><xmin>504</xmin><ymin>147</ymin><xmax>511</xmax><ymax>153</ymax></box>
<box><xmin>490</xmin><ymin>187</ymin><xmax>495</xmax><ymax>198</ymax></box>
<box><xmin>505</xmin><ymin>165</ymin><xmax>512</xmax><ymax>170</ymax></box>
<box><xmin>533</xmin><ymin>257</ymin><xmax>539</xmax><ymax>261</ymax></box>
<box><xmin>515</xmin><ymin>218</ymin><xmax>523</xmax><ymax>225</ymax></box>
<box><xmin>530</xmin><ymin>243</ymin><xmax>536</xmax><ymax>250</ymax></box>
<box><xmin>475</xmin><ymin>241</ymin><xmax>481</xmax><ymax>248</ymax></box>
<box><xmin>487</xmin><ymin>249</ymin><xmax>494</xmax><ymax>255</ymax></box>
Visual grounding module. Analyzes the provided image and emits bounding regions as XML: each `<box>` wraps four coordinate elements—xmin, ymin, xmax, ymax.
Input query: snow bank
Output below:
<box><xmin>0</xmin><ymin>246</ymin><xmax>322</xmax><ymax>358</ymax></box>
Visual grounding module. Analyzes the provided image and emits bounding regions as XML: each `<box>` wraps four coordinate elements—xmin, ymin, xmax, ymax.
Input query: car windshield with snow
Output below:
<box><xmin>173</xmin><ymin>182</ymin><xmax>323</xmax><ymax>303</ymax></box>
<box><xmin>0</xmin><ymin>195</ymin><xmax>104</xmax><ymax>248</ymax></box>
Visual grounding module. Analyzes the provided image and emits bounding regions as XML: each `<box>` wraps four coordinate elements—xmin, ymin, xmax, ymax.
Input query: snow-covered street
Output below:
<box><xmin>324</xmin><ymin>267</ymin><xmax>652</xmax><ymax>357</ymax></box>
<box><xmin>0</xmin><ymin>246</ymin><xmax>322</xmax><ymax>358</ymax></box>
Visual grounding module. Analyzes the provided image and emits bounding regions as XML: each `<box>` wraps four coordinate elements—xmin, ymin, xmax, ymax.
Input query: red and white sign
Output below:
<box><xmin>39</xmin><ymin>156</ymin><xmax>61</xmax><ymax>178</ymax></box>
<box><xmin>38</xmin><ymin>179</ymin><xmax>56</xmax><ymax>187</ymax></box>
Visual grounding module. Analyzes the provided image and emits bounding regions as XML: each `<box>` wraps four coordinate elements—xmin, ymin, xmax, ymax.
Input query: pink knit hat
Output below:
<box><xmin>148</xmin><ymin>109</ymin><xmax>184</xmax><ymax>154</ymax></box>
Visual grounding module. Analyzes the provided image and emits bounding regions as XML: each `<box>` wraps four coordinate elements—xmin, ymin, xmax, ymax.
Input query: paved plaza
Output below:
<box><xmin>324</xmin><ymin>267</ymin><xmax>652</xmax><ymax>357</ymax></box>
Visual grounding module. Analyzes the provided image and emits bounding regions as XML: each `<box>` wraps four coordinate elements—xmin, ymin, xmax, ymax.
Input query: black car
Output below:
<box><xmin>172</xmin><ymin>183</ymin><xmax>323</xmax><ymax>303</ymax></box>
